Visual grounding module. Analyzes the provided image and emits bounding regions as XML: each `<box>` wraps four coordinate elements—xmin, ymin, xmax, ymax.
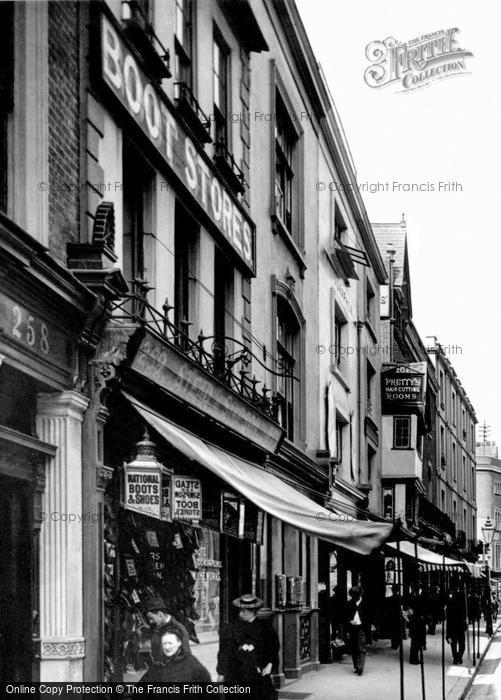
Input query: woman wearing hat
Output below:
<box><xmin>217</xmin><ymin>594</ymin><xmax>279</xmax><ymax>699</ymax></box>
<box><xmin>140</xmin><ymin>628</ymin><xmax>211</xmax><ymax>682</ymax></box>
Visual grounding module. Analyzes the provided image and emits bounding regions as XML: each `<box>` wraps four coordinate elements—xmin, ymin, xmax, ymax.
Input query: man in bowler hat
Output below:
<box><xmin>144</xmin><ymin>594</ymin><xmax>190</xmax><ymax>664</ymax></box>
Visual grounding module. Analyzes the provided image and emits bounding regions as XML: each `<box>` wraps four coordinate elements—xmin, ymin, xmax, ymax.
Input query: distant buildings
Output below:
<box><xmin>374</xmin><ymin>218</ymin><xmax>477</xmax><ymax>557</ymax></box>
<box><xmin>476</xmin><ymin>442</ymin><xmax>501</xmax><ymax>580</ymax></box>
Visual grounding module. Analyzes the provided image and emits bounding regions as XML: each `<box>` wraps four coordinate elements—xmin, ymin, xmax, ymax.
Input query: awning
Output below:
<box><xmin>123</xmin><ymin>392</ymin><xmax>394</xmax><ymax>555</ymax></box>
<box><xmin>463</xmin><ymin>562</ymin><xmax>485</xmax><ymax>578</ymax></box>
<box><xmin>386</xmin><ymin>540</ymin><xmax>464</xmax><ymax>570</ymax></box>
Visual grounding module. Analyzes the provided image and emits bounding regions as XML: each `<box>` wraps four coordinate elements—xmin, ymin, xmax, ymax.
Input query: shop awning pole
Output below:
<box><xmin>397</xmin><ymin>536</ymin><xmax>405</xmax><ymax>700</ymax></box>
<box><xmin>415</xmin><ymin>540</ymin><xmax>426</xmax><ymax>700</ymax></box>
<box><xmin>464</xmin><ymin>581</ymin><xmax>472</xmax><ymax>676</ymax></box>
<box><xmin>441</xmin><ymin>550</ymin><xmax>446</xmax><ymax>700</ymax></box>
<box><xmin>477</xmin><ymin>588</ymin><xmax>481</xmax><ymax>661</ymax></box>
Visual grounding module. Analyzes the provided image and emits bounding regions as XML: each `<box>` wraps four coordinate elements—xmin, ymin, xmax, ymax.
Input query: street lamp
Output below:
<box><xmin>481</xmin><ymin>517</ymin><xmax>498</xmax><ymax>636</ymax></box>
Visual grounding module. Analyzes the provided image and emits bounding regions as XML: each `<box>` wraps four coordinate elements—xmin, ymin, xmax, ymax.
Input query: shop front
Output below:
<box><xmin>80</xmin><ymin>319</ymin><xmax>395</xmax><ymax>684</ymax></box>
<box><xmin>0</xmin><ymin>212</ymin><xmax>95</xmax><ymax>681</ymax></box>
<box><xmin>98</xmin><ymin>391</ymin><xmax>268</xmax><ymax>681</ymax></box>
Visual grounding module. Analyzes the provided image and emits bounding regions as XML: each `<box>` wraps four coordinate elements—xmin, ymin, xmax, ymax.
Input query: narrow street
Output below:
<box><xmin>465</xmin><ymin>628</ymin><xmax>501</xmax><ymax>699</ymax></box>
<box><xmin>279</xmin><ymin>625</ymin><xmax>497</xmax><ymax>700</ymax></box>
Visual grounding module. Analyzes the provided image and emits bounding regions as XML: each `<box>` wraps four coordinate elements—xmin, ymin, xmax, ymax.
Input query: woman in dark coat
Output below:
<box><xmin>141</xmin><ymin>629</ymin><xmax>211</xmax><ymax>682</ymax></box>
<box><xmin>217</xmin><ymin>594</ymin><xmax>279</xmax><ymax>699</ymax></box>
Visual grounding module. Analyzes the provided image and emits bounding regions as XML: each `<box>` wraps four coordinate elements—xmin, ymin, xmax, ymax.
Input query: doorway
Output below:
<box><xmin>0</xmin><ymin>476</ymin><xmax>33</xmax><ymax>682</ymax></box>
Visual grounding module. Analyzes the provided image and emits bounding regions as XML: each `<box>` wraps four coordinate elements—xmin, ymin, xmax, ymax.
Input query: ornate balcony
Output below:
<box><xmin>110</xmin><ymin>285</ymin><xmax>293</xmax><ymax>426</ymax></box>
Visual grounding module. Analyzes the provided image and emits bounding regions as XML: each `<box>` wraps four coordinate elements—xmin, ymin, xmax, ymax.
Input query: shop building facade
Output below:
<box><xmin>0</xmin><ymin>0</ymin><xmax>102</xmax><ymax>682</ymax></box>
<box><xmin>0</xmin><ymin>0</ymin><xmax>396</xmax><ymax>683</ymax></box>
<box><xmin>427</xmin><ymin>340</ymin><xmax>477</xmax><ymax>557</ymax></box>
<box><xmin>373</xmin><ymin>220</ymin><xmax>477</xmax><ymax>558</ymax></box>
<box><xmin>373</xmin><ymin>219</ymin><xmax>438</xmax><ymax>531</ymax></box>
<box><xmin>475</xmin><ymin>442</ymin><xmax>501</xmax><ymax>578</ymax></box>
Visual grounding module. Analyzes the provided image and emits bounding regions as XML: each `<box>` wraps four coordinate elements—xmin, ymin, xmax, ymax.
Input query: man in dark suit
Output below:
<box><xmin>345</xmin><ymin>585</ymin><xmax>371</xmax><ymax>675</ymax></box>
<box><xmin>446</xmin><ymin>586</ymin><xmax>467</xmax><ymax>664</ymax></box>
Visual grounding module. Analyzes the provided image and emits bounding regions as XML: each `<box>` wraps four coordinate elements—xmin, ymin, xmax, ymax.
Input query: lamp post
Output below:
<box><xmin>481</xmin><ymin>517</ymin><xmax>498</xmax><ymax>636</ymax></box>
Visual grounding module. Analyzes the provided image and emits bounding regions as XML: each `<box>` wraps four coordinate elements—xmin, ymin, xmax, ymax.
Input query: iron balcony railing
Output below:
<box><xmin>111</xmin><ymin>283</ymin><xmax>296</xmax><ymax>421</ymax></box>
<box><xmin>121</xmin><ymin>0</ymin><xmax>171</xmax><ymax>78</ymax></box>
<box><xmin>174</xmin><ymin>82</ymin><xmax>212</xmax><ymax>142</ymax></box>
<box><xmin>214</xmin><ymin>141</ymin><xmax>246</xmax><ymax>194</ymax></box>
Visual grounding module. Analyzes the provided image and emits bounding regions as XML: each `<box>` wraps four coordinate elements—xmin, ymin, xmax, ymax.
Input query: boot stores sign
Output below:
<box><xmin>381</xmin><ymin>362</ymin><xmax>426</xmax><ymax>413</ymax></box>
<box><xmin>364</xmin><ymin>29</ymin><xmax>473</xmax><ymax>92</ymax></box>
<box><xmin>96</xmin><ymin>10</ymin><xmax>255</xmax><ymax>274</ymax></box>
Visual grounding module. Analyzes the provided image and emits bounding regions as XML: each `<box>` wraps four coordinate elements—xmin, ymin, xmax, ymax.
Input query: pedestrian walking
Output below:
<box><xmin>345</xmin><ymin>585</ymin><xmax>371</xmax><ymax>675</ymax></box>
<box><xmin>330</xmin><ymin>586</ymin><xmax>346</xmax><ymax>661</ymax></box>
<box><xmin>143</xmin><ymin>594</ymin><xmax>191</xmax><ymax>664</ymax></box>
<box><xmin>492</xmin><ymin>594</ymin><xmax>499</xmax><ymax>622</ymax></box>
<box><xmin>388</xmin><ymin>584</ymin><xmax>404</xmax><ymax>650</ymax></box>
<box><xmin>140</xmin><ymin>629</ymin><xmax>211</xmax><ymax>682</ymax></box>
<box><xmin>318</xmin><ymin>581</ymin><xmax>332</xmax><ymax>663</ymax></box>
<box><xmin>426</xmin><ymin>585</ymin><xmax>441</xmax><ymax>635</ymax></box>
<box><xmin>446</xmin><ymin>586</ymin><xmax>467</xmax><ymax>665</ymax></box>
<box><xmin>217</xmin><ymin>593</ymin><xmax>279</xmax><ymax>699</ymax></box>
<box><xmin>481</xmin><ymin>590</ymin><xmax>494</xmax><ymax>636</ymax></box>
<box><xmin>407</xmin><ymin>589</ymin><xmax>427</xmax><ymax>665</ymax></box>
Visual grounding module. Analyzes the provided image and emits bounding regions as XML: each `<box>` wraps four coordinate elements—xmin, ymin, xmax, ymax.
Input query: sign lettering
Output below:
<box><xmin>173</xmin><ymin>476</ymin><xmax>202</xmax><ymax>522</ymax></box>
<box><xmin>99</xmin><ymin>13</ymin><xmax>255</xmax><ymax>273</ymax></box>
<box><xmin>381</xmin><ymin>363</ymin><xmax>426</xmax><ymax>413</ymax></box>
<box><xmin>124</xmin><ymin>469</ymin><xmax>162</xmax><ymax>519</ymax></box>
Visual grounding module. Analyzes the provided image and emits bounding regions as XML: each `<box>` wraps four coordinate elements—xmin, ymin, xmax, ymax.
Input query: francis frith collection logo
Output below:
<box><xmin>364</xmin><ymin>28</ymin><xmax>473</xmax><ymax>92</ymax></box>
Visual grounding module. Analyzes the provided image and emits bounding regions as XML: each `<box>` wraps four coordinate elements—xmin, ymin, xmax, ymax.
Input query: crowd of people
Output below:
<box><xmin>130</xmin><ymin>583</ymin><xmax>498</xmax><ymax>691</ymax></box>
<box><xmin>320</xmin><ymin>581</ymin><xmax>500</xmax><ymax>674</ymax></box>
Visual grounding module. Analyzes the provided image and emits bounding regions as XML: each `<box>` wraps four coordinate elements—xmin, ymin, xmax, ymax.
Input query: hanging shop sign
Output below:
<box><xmin>161</xmin><ymin>473</ymin><xmax>172</xmax><ymax>521</ymax></box>
<box><xmin>129</xmin><ymin>329</ymin><xmax>284</xmax><ymax>453</ymax></box>
<box><xmin>172</xmin><ymin>476</ymin><xmax>202</xmax><ymax>522</ymax></box>
<box><xmin>124</xmin><ymin>468</ymin><xmax>162</xmax><ymax>520</ymax></box>
<box><xmin>243</xmin><ymin>502</ymin><xmax>264</xmax><ymax>544</ymax></box>
<box><xmin>221</xmin><ymin>491</ymin><xmax>245</xmax><ymax>538</ymax></box>
<box><xmin>202</xmin><ymin>489</ymin><xmax>222</xmax><ymax>531</ymax></box>
<box><xmin>380</xmin><ymin>285</ymin><xmax>390</xmax><ymax>318</ymax></box>
<box><xmin>97</xmin><ymin>10</ymin><xmax>255</xmax><ymax>274</ymax></box>
<box><xmin>381</xmin><ymin>362</ymin><xmax>426</xmax><ymax>414</ymax></box>
<box><xmin>122</xmin><ymin>432</ymin><xmax>165</xmax><ymax>520</ymax></box>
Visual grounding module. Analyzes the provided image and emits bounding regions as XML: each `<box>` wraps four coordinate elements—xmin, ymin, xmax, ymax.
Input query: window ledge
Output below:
<box><xmin>330</xmin><ymin>364</ymin><xmax>351</xmax><ymax>393</ymax></box>
<box><xmin>365</xmin><ymin>320</ymin><xmax>378</xmax><ymax>345</ymax></box>
<box><xmin>271</xmin><ymin>213</ymin><xmax>306</xmax><ymax>278</ymax></box>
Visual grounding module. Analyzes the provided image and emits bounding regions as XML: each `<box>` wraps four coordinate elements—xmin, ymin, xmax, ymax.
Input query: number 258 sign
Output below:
<box><xmin>0</xmin><ymin>292</ymin><xmax>69</xmax><ymax>369</ymax></box>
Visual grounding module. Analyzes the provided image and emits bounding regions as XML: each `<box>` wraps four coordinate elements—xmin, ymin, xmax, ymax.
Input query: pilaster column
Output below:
<box><xmin>36</xmin><ymin>391</ymin><xmax>89</xmax><ymax>681</ymax></box>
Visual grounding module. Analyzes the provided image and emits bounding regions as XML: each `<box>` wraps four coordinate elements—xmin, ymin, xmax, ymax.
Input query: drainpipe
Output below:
<box><xmin>387</xmin><ymin>245</ymin><xmax>396</xmax><ymax>364</ymax></box>
<box><xmin>357</xmin><ymin>320</ymin><xmax>363</xmax><ymax>484</ymax></box>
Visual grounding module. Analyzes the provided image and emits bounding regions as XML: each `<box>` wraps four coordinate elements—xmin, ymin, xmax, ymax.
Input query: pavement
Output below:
<box><xmin>278</xmin><ymin>623</ymin><xmax>499</xmax><ymax>700</ymax></box>
<box><xmin>464</xmin><ymin>627</ymin><xmax>501</xmax><ymax>699</ymax></box>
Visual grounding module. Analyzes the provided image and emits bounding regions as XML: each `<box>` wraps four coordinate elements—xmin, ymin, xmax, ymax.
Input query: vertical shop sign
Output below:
<box><xmin>172</xmin><ymin>477</ymin><xmax>202</xmax><ymax>522</ymax></box>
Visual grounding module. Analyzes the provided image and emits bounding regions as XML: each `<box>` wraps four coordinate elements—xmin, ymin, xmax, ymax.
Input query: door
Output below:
<box><xmin>0</xmin><ymin>477</ymin><xmax>32</xmax><ymax>682</ymax></box>
<box><xmin>221</xmin><ymin>535</ymin><xmax>252</xmax><ymax>623</ymax></box>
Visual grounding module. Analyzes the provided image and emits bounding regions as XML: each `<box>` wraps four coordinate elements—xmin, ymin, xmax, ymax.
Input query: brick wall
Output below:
<box><xmin>48</xmin><ymin>1</ymin><xmax>80</xmax><ymax>261</ymax></box>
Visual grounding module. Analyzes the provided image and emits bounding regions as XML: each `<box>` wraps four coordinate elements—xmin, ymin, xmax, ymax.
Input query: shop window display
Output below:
<box><xmin>103</xmin><ymin>494</ymin><xmax>202</xmax><ymax>682</ymax></box>
<box><xmin>103</xmin><ymin>493</ymin><xmax>222</xmax><ymax>681</ymax></box>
